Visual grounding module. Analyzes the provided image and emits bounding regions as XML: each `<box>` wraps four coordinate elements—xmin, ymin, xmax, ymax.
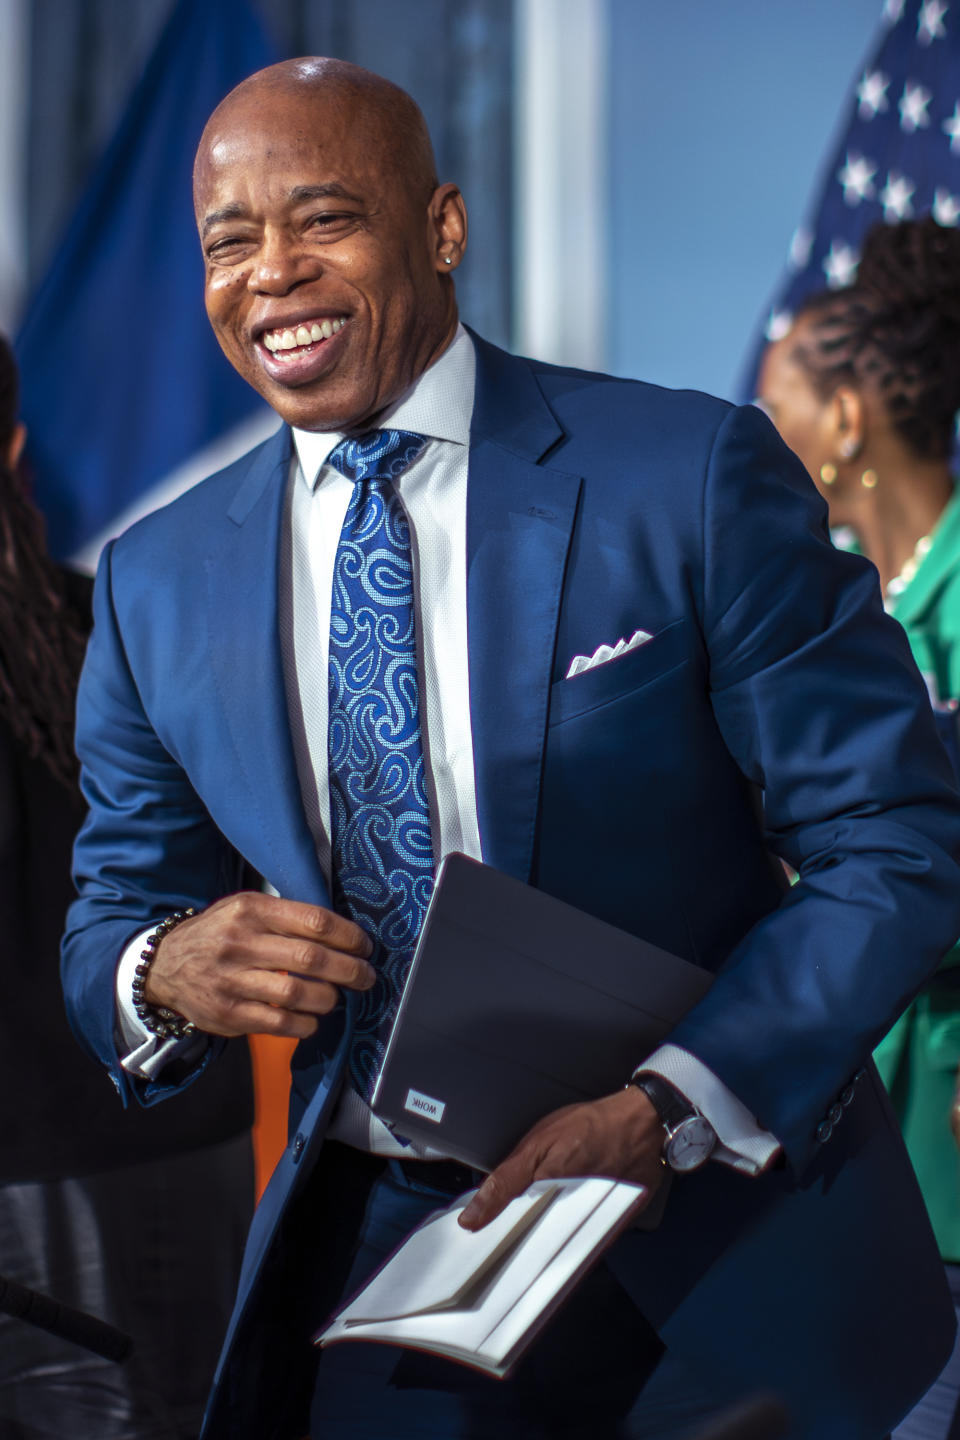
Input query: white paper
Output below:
<box><xmin>318</xmin><ymin>1176</ymin><xmax>647</xmax><ymax>1372</ymax></box>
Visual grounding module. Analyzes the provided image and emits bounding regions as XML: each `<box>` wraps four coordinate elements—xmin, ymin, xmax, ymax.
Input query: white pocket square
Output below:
<box><xmin>565</xmin><ymin>628</ymin><xmax>653</xmax><ymax>679</ymax></box>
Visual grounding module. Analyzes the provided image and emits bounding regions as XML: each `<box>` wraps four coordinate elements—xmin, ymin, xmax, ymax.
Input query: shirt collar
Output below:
<box><xmin>292</xmin><ymin>323</ymin><xmax>475</xmax><ymax>491</ymax></box>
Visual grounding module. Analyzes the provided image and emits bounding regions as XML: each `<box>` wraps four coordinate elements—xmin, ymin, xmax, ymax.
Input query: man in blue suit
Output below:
<box><xmin>63</xmin><ymin>58</ymin><xmax>960</xmax><ymax>1439</ymax></box>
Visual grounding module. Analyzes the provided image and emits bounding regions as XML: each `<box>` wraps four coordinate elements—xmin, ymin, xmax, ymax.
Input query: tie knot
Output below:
<box><xmin>327</xmin><ymin>429</ymin><xmax>426</xmax><ymax>485</ymax></box>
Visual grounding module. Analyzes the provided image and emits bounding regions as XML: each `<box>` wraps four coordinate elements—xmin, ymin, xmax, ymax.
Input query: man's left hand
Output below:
<box><xmin>458</xmin><ymin>1086</ymin><xmax>666</xmax><ymax>1230</ymax></box>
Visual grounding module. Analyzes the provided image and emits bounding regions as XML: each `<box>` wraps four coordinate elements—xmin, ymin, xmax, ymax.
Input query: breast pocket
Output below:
<box><xmin>550</xmin><ymin>617</ymin><xmax>691</xmax><ymax>727</ymax></box>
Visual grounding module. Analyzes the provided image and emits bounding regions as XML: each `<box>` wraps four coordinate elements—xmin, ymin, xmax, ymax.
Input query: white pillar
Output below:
<box><xmin>0</xmin><ymin>0</ymin><xmax>28</xmax><ymax>334</ymax></box>
<box><xmin>514</xmin><ymin>0</ymin><xmax>608</xmax><ymax>370</ymax></box>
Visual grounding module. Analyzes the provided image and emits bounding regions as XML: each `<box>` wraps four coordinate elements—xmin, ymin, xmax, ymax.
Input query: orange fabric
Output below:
<box><xmin>248</xmin><ymin>1033</ymin><xmax>297</xmax><ymax>1199</ymax></box>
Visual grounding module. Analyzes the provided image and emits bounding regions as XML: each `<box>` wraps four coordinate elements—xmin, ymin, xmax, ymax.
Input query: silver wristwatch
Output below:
<box><xmin>630</xmin><ymin>1071</ymin><xmax>717</xmax><ymax>1173</ymax></box>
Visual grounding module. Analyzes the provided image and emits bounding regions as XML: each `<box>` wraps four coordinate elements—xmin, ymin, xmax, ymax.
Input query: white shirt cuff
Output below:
<box><xmin>115</xmin><ymin>927</ymin><xmax>206</xmax><ymax>1081</ymax></box>
<box><xmin>640</xmin><ymin>1043</ymin><xmax>781</xmax><ymax>1175</ymax></box>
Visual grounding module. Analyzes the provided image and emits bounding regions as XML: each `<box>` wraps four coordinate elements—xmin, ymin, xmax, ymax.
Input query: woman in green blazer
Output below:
<box><xmin>759</xmin><ymin>214</ymin><xmax>960</xmax><ymax>1440</ymax></box>
<box><xmin>875</xmin><ymin>493</ymin><xmax>960</xmax><ymax>1265</ymax></box>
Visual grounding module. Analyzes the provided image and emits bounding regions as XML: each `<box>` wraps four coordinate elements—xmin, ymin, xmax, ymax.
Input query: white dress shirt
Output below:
<box><xmin>116</xmin><ymin>324</ymin><xmax>778</xmax><ymax>1172</ymax></box>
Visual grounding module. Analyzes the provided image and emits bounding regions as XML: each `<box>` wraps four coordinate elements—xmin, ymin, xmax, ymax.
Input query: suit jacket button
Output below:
<box><xmin>840</xmin><ymin>1085</ymin><xmax>856</xmax><ymax>1108</ymax></box>
<box><xmin>292</xmin><ymin>1133</ymin><xmax>306</xmax><ymax>1162</ymax></box>
<box><xmin>828</xmin><ymin>1103</ymin><xmax>843</xmax><ymax>1126</ymax></box>
<box><xmin>816</xmin><ymin>1120</ymin><xmax>833</xmax><ymax>1143</ymax></box>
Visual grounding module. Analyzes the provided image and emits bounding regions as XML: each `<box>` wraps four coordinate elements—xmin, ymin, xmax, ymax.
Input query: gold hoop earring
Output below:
<box><xmin>819</xmin><ymin>463</ymin><xmax>837</xmax><ymax>486</ymax></box>
<box><xmin>861</xmin><ymin>468</ymin><xmax>878</xmax><ymax>490</ymax></box>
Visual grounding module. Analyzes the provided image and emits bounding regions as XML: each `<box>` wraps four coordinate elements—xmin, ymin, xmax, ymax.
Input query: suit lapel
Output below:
<box><xmin>467</xmin><ymin>335</ymin><xmax>582</xmax><ymax>881</ymax></box>
<box><xmin>207</xmin><ymin>426</ymin><xmax>330</xmax><ymax>907</ymax></box>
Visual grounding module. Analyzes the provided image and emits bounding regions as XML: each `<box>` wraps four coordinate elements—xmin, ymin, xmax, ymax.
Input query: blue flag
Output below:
<box><xmin>16</xmin><ymin>0</ymin><xmax>279</xmax><ymax>560</ymax></box>
<box><xmin>741</xmin><ymin>0</ymin><xmax>960</xmax><ymax>398</ymax></box>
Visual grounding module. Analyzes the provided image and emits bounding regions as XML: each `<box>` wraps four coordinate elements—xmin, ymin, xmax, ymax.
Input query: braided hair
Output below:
<box><xmin>791</xmin><ymin>215</ymin><xmax>960</xmax><ymax>462</ymax></box>
<box><xmin>0</xmin><ymin>333</ymin><xmax>88</xmax><ymax>787</ymax></box>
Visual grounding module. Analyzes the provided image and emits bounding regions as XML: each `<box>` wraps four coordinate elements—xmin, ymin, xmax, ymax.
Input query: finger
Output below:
<box><xmin>240</xmin><ymin>932</ymin><xmax>377</xmax><ymax>990</ymax></box>
<box><xmin>200</xmin><ymin>999</ymin><xmax>322</xmax><ymax>1041</ymax></box>
<box><xmin>258</xmin><ymin>895</ymin><xmax>374</xmax><ymax>958</ymax></box>
<box><xmin>209</xmin><ymin>892</ymin><xmax>373</xmax><ymax>959</ymax></box>
<box><xmin>459</xmin><ymin>1150</ymin><xmax>535</xmax><ymax>1230</ymax></box>
<box><xmin>458</xmin><ymin>1104</ymin><xmax>590</xmax><ymax>1230</ymax></box>
<box><xmin>240</xmin><ymin>967</ymin><xmax>344</xmax><ymax>1017</ymax></box>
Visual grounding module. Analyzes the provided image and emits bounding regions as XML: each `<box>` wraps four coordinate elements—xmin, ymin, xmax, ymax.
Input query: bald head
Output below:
<box><xmin>195</xmin><ymin>59</ymin><xmax>438</xmax><ymax>209</ymax></box>
<box><xmin>193</xmin><ymin>58</ymin><xmax>466</xmax><ymax>433</ymax></box>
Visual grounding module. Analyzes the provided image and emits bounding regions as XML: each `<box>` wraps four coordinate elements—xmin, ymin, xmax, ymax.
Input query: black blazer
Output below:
<box><xmin>0</xmin><ymin>571</ymin><xmax>252</xmax><ymax>1183</ymax></box>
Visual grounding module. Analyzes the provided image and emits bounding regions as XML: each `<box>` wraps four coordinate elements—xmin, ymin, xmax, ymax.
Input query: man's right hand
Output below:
<box><xmin>142</xmin><ymin>892</ymin><xmax>375</xmax><ymax>1039</ymax></box>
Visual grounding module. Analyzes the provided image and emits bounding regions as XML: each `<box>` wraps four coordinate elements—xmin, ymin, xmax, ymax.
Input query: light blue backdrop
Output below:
<box><xmin>608</xmin><ymin>0</ymin><xmax>885</xmax><ymax>400</ymax></box>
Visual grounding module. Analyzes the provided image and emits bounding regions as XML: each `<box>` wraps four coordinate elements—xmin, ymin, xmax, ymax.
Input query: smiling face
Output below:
<box><xmin>194</xmin><ymin>68</ymin><xmax>465</xmax><ymax>432</ymax></box>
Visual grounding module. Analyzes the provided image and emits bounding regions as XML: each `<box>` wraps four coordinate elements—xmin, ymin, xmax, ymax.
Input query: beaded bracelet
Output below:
<box><xmin>132</xmin><ymin>908</ymin><xmax>199</xmax><ymax>1040</ymax></box>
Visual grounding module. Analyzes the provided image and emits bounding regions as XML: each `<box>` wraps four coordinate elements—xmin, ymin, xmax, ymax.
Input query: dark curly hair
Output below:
<box><xmin>790</xmin><ymin>216</ymin><xmax>960</xmax><ymax>462</ymax></box>
<box><xmin>0</xmin><ymin>332</ymin><xmax>88</xmax><ymax>787</ymax></box>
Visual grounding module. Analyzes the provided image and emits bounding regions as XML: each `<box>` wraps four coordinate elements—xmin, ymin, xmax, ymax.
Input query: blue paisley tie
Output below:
<box><xmin>327</xmin><ymin>430</ymin><xmax>434</xmax><ymax>1097</ymax></box>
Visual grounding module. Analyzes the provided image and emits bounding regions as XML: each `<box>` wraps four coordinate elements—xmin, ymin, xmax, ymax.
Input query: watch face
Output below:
<box><xmin>664</xmin><ymin>1115</ymin><xmax>716</xmax><ymax>1173</ymax></box>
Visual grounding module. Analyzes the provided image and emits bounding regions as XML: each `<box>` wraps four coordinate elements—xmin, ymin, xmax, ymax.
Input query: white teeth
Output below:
<box><xmin>263</xmin><ymin>318</ymin><xmax>346</xmax><ymax>353</ymax></box>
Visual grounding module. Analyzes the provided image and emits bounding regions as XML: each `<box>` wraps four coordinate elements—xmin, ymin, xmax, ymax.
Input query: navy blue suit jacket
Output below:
<box><xmin>64</xmin><ymin>335</ymin><xmax>960</xmax><ymax>1437</ymax></box>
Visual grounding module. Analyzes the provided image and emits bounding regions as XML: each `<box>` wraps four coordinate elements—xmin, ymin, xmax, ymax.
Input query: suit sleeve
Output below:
<box><xmin>61</xmin><ymin>541</ymin><xmax>244</xmax><ymax>1105</ymax></box>
<box><xmin>667</xmin><ymin>403</ymin><xmax>960</xmax><ymax>1171</ymax></box>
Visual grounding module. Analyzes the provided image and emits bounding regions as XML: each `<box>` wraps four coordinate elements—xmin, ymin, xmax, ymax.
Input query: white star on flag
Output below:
<box><xmin>918</xmin><ymin>0</ymin><xmax>949</xmax><ymax>44</ymax></box>
<box><xmin>765</xmin><ymin>310</ymin><xmax>794</xmax><ymax>343</ymax></box>
<box><xmin>933</xmin><ymin>186</ymin><xmax>960</xmax><ymax>224</ymax></box>
<box><xmin>788</xmin><ymin>228</ymin><xmax>813</xmax><ymax>269</ymax></box>
<box><xmin>880</xmin><ymin>170</ymin><xmax>916</xmax><ymax>219</ymax></box>
<box><xmin>837</xmin><ymin>152</ymin><xmax>877</xmax><ymax>204</ymax></box>
<box><xmin>899</xmin><ymin>80</ymin><xmax>933</xmax><ymax>131</ymax></box>
<box><xmin>742</xmin><ymin>0</ymin><xmax>960</xmax><ymax>403</ymax></box>
<box><xmin>944</xmin><ymin>101</ymin><xmax>960</xmax><ymax>152</ymax></box>
<box><xmin>857</xmin><ymin>69</ymin><xmax>891</xmax><ymax>119</ymax></box>
<box><xmin>823</xmin><ymin>241</ymin><xmax>860</xmax><ymax>289</ymax></box>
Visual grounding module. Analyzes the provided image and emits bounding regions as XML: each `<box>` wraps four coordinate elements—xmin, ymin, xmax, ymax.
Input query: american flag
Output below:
<box><xmin>740</xmin><ymin>0</ymin><xmax>960</xmax><ymax>395</ymax></box>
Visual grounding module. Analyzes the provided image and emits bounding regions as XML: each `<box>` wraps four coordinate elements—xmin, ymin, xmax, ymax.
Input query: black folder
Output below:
<box><xmin>370</xmin><ymin>853</ymin><xmax>714</xmax><ymax>1171</ymax></box>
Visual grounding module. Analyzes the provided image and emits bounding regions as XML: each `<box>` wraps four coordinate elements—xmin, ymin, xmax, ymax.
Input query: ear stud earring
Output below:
<box><xmin>443</xmin><ymin>256</ymin><xmax>453</xmax><ymax>266</ymax></box>
<box><xmin>820</xmin><ymin>463</ymin><xmax>837</xmax><ymax>486</ymax></box>
<box><xmin>861</xmin><ymin>469</ymin><xmax>878</xmax><ymax>490</ymax></box>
